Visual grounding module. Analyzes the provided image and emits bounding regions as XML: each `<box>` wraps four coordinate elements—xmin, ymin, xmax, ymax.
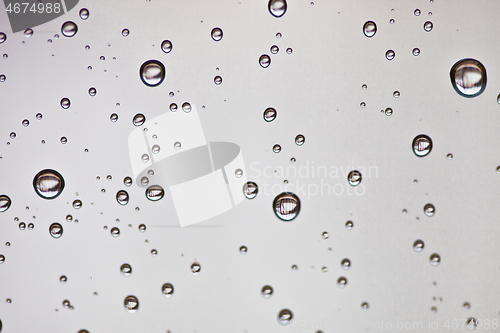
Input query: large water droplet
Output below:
<box><xmin>211</xmin><ymin>27</ymin><xmax>223</xmax><ymax>41</ymax></box>
<box><xmin>0</xmin><ymin>195</ymin><xmax>11</xmax><ymax>213</ymax></box>
<box><xmin>33</xmin><ymin>169</ymin><xmax>65</xmax><ymax>199</ymax></box>
<box><xmin>450</xmin><ymin>59</ymin><xmax>486</xmax><ymax>97</ymax></box>
<box><xmin>268</xmin><ymin>0</ymin><xmax>287</xmax><ymax>17</ymax></box>
<box><xmin>162</xmin><ymin>283</ymin><xmax>174</xmax><ymax>298</ymax></box>
<box><xmin>161</xmin><ymin>40</ymin><xmax>172</xmax><ymax>53</ymax></box>
<box><xmin>363</xmin><ymin>21</ymin><xmax>377</xmax><ymax>37</ymax></box>
<box><xmin>79</xmin><ymin>8</ymin><xmax>89</xmax><ymax>20</ymax></box>
<box><xmin>145</xmin><ymin>185</ymin><xmax>164</xmax><ymax>201</ymax></box>
<box><xmin>412</xmin><ymin>134</ymin><xmax>433</xmax><ymax>157</ymax></box>
<box><xmin>264</xmin><ymin>108</ymin><xmax>277</xmax><ymax>122</ymax></box>
<box><xmin>49</xmin><ymin>223</ymin><xmax>63</xmax><ymax>238</ymax></box>
<box><xmin>347</xmin><ymin>170</ymin><xmax>362</xmax><ymax>186</ymax></box>
<box><xmin>133</xmin><ymin>114</ymin><xmax>145</xmax><ymax>126</ymax></box>
<box><xmin>140</xmin><ymin>60</ymin><xmax>166</xmax><ymax>87</ymax></box>
<box><xmin>243</xmin><ymin>181</ymin><xmax>258</xmax><ymax>199</ymax></box>
<box><xmin>262</xmin><ymin>285</ymin><xmax>273</xmax><ymax>298</ymax></box>
<box><xmin>61</xmin><ymin>21</ymin><xmax>78</xmax><ymax>37</ymax></box>
<box><xmin>124</xmin><ymin>295</ymin><xmax>139</xmax><ymax>314</ymax></box>
<box><xmin>424</xmin><ymin>203</ymin><xmax>435</xmax><ymax>217</ymax></box>
<box><xmin>430</xmin><ymin>253</ymin><xmax>441</xmax><ymax>266</ymax></box>
<box><xmin>273</xmin><ymin>192</ymin><xmax>300</xmax><ymax>221</ymax></box>
<box><xmin>120</xmin><ymin>263</ymin><xmax>132</xmax><ymax>276</ymax></box>
<box><xmin>259</xmin><ymin>54</ymin><xmax>271</xmax><ymax>68</ymax></box>
<box><xmin>191</xmin><ymin>262</ymin><xmax>201</xmax><ymax>274</ymax></box>
<box><xmin>116</xmin><ymin>190</ymin><xmax>129</xmax><ymax>205</ymax></box>
<box><xmin>413</xmin><ymin>240</ymin><xmax>425</xmax><ymax>252</ymax></box>
<box><xmin>278</xmin><ymin>309</ymin><xmax>293</xmax><ymax>325</ymax></box>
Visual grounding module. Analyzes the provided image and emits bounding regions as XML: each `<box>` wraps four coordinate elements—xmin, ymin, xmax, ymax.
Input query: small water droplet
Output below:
<box><xmin>278</xmin><ymin>309</ymin><xmax>293</xmax><ymax>325</ymax></box>
<box><xmin>22</xmin><ymin>119</ymin><xmax>29</xmax><ymax>127</ymax></box>
<box><xmin>239</xmin><ymin>246</ymin><xmax>247</xmax><ymax>254</ymax></box>
<box><xmin>268</xmin><ymin>0</ymin><xmax>287</xmax><ymax>17</ymax></box>
<box><xmin>24</xmin><ymin>28</ymin><xmax>33</xmax><ymax>37</ymax></box>
<box><xmin>124</xmin><ymin>295</ymin><xmax>139</xmax><ymax>314</ymax></box>
<box><xmin>286</xmin><ymin>48</ymin><xmax>293</xmax><ymax>54</ymax></box>
<box><xmin>61</xmin><ymin>22</ymin><xmax>78</xmax><ymax>37</ymax></box>
<box><xmin>337</xmin><ymin>276</ymin><xmax>348</xmax><ymax>288</ymax></box>
<box><xmin>414</xmin><ymin>9</ymin><xmax>421</xmax><ymax>16</ymax></box>
<box><xmin>385</xmin><ymin>108</ymin><xmax>393</xmax><ymax>116</ymax></box>
<box><xmin>345</xmin><ymin>220</ymin><xmax>353</xmax><ymax>229</ymax></box>
<box><xmin>462</xmin><ymin>302</ymin><xmax>471</xmax><ymax>311</ymax></box>
<box><xmin>424</xmin><ymin>21</ymin><xmax>433</xmax><ymax>32</ymax></box>
<box><xmin>412</xmin><ymin>134</ymin><xmax>433</xmax><ymax>157</ymax></box>
<box><xmin>169</xmin><ymin>103</ymin><xmax>178</xmax><ymax>112</ymax></box>
<box><xmin>214</xmin><ymin>76</ymin><xmax>222</xmax><ymax>85</ymax></box>
<box><xmin>122</xmin><ymin>29</ymin><xmax>129</xmax><ymax>36</ymax></box>
<box><xmin>60</xmin><ymin>98</ymin><xmax>70</xmax><ymax>109</ymax></box>
<box><xmin>116</xmin><ymin>190</ymin><xmax>129</xmax><ymax>205</ymax></box>
<box><xmin>110</xmin><ymin>113</ymin><xmax>118</xmax><ymax>122</ymax></box>
<box><xmin>430</xmin><ymin>253</ymin><xmax>441</xmax><ymax>266</ymax></box>
<box><xmin>347</xmin><ymin>170</ymin><xmax>362</xmax><ymax>186</ymax></box>
<box><xmin>450</xmin><ymin>59</ymin><xmax>486</xmax><ymax>98</ymax></box>
<box><xmin>140</xmin><ymin>60</ymin><xmax>166</xmax><ymax>87</ymax></box>
<box><xmin>66</xmin><ymin>215</ymin><xmax>73</xmax><ymax>222</ymax></box>
<box><xmin>295</xmin><ymin>134</ymin><xmax>305</xmax><ymax>146</ymax></box>
<box><xmin>182</xmin><ymin>102</ymin><xmax>191</xmax><ymax>113</ymax></box>
<box><xmin>273</xmin><ymin>192</ymin><xmax>300</xmax><ymax>221</ymax></box>
<box><xmin>413</xmin><ymin>240</ymin><xmax>425</xmax><ymax>252</ymax></box>
<box><xmin>161</xmin><ymin>40</ymin><xmax>172</xmax><ymax>53</ymax></box>
<box><xmin>363</xmin><ymin>21</ymin><xmax>377</xmax><ymax>37</ymax></box>
<box><xmin>466</xmin><ymin>318</ymin><xmax>477</xmax><ymax>330</ymax></box>
<box><xmin>0</xmin><ymin>75</ymin><xmax>5</xmax><ymax>82</ymax></box>
<box><xmin>259</xmin><ymin>54</ymin><xmax>271</xmax><ymax>68</ymax></box>
<box><xmin>362</xmin><ymin>84</ymin><xmax>367</xmax><ymax>90</ymax></box>
<box><xmin>361</xmin><ymin>302</ymin><xmax>370</xmax><ymax>311</ymax></box>
<box><xmin>264</xmin><ymin>107</ymin><xmax>277</xmax><ymax>122</ymax></box>
<box><xmin>270</xmin><ymin>45</ymin><xmax>279</xmax><ymax>54</ymax></box>
<box><xmin>19</xmin><ymin>222</ymin><xmax>26</xmax><ymax>230</ymax></box>
<box><xmin>386</xmin><ymin>50</ymin><xmax>395</xmax><ymax>60</ymax></box>
<box><xmin>393</xmin><ymin>91</ymin><xmax>400</xmax><ymax>98</ymax></box>
<box><xmin>28</xmin><ymin>223</ymin><xmax>34</xmax><ymax>230</ymax></box>
<box><xmin>211</xmin><ymin>27</ymin><xmax>223</xmax><ymax>41</ymax></box>
<box><xmin>446</xmin><ymin>153</ymin><xmax>453</xmax><ymax>160</ymax></box>
<box><xmin>151</xmin><ymin>144</ymin><xmax>160</xmax><ymax>154</ymax></box>
<box><xmin>33</xmin><ymin>169</ymin><xmax>65</xmax><ymax>199</ymax></box>
<box><xmin>0</xmin><ymin>195</ymin><xmax>11</xmax><ymax>213</ymax></box>
<box><xmin>390</xmin><ymin>19</ymin><xmax>395</xmax><ymax>24</ymax></box>
<box><xmin>138</xmin><ymin>224</ymin><xmax>146</xmax><ymax>233</ymax></box>
<box><xmin>162</xmin><ymin>283</ymin><xmax>174</xmax><ymax>298</ymax></box>
<box><xmin>276</xmin><ymin>32</ymin><xmax>282</xmax><ymax>39</ymax></box>
<box><xmin>79</xmin><ymin>8</ymin><xmax>89</xmax><ymax>20</ymax></box>
<box><xmin>49</xmin><ymin>223</ymin><xmax>63</xmax><ymax>238</ymax></box>
<box><xmin>273</xmin><ymin>144</ymin><xmax>281</xmax><ymax>153</ymax></box>
<box><xmin>423</xmin><ymin>203</ymin><xmax>435</xmax><ymax>217</ymax></box>
<box><xmin>191</xmin><ymin>262</ymin><xmax>201</xmax><ymax>274</ymax></box>
<box><xmin>72</xmin><ymin>200</ymin><xmax>82</xmax><ymax>209</ymax></box>
<box><xmin>341</xmin><ymin>258</ymin><xmax>351</xmax><ymax>270</ymax></box>
<box><xmin>322</xmin><ymin>231</ymin><xmax>329</xmax><ymax>239</ymax></box>
<box><xmin>141</xmin><ymin>154</ymin><xmax>149</xmax><ymax>163</ymax></box>
<box><xmin>412</xmin><ymin>48</ymin><xmax>420</xmax><ymax>56</ymax></box>
<box><xmin>110</xmin><ymin>227</ymin><xmax>120</xmax><ymax>237</ymax></box>
<box><xmin>145</xmin><ymin>185</ymin><xmax>164</xmax><ymax>201</ymax></box>
<box><xmin>243</xmin><ymin>181</ymin><xmax>258</xmax><ymax>199</ymax></box>
<box><xmin>0</xmin><ymin>33</ymin><xmax>6</xmax><ymax>44</ymax></box>
<box><xmin>59</xmin><ymin>275</ymin><xmax>67</xmax><ymax>283</ymax></box>
<box><xmin>141</xmin><ymin>177</ymin><xmax>149</xmax><ymax>186</ymax></box>
<box><xmin>360</xmin><ymin>102</ymin><xmax>366</xmax><ymax>108</ymax></box>
<box><xmin>133</xmin><ymin>114</ymin><xmax>145</xmax><ymax>126</ymax></box>
<box><xmin>261</xmin><ymin>285</ymin><xmax>273</xmax><ymax>298</ymax></box>
<box><xmin>174</xmin><ymin>141</ymin><xmax>181</xmax><ymax>150</ymax></box>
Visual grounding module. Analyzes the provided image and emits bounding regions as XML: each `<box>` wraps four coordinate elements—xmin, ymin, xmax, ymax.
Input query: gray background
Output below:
<box><xmin>0</xmin><ymin>0</ymin><xmax>499</xmax><ymax>332</ymax></box>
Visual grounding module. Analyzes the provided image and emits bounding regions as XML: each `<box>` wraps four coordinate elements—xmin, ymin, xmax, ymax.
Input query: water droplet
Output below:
<box><xmin>33</xmin><ymin>169</ymin><xmax>65</xmax><ymax>199</ymax></box>
<box><xmin>430</xmin><ymin>253</ymin><xmax>441</xmax><ymax>266</ymax></box>
<box><xmin>214</xmin><ymin>76</ymin><xmax>222</xmax><ymax>85</ymax></box>
<box><xmin>386</xmin><ymin>50</ymin><xmax>395</xmax><ymax>60</ymax></box>
<box><xmin>122</xmin><ymin>29</ymin><xmax>130</xmax><ymax>36</ymax></box>
<box><xmin>278</xmin><ymin>309</ymin><xmax>293</xmax><ymax>325</ymax></box>
<box><xmin>347</xmin><ymin>170</ymin><xmax>362</xmax><ymax>186</ymax></box>
<box><xmin>341</xmin><ymin>258</ymin><xmax>351</xmax><ymax>270</ymax></box>
<box><xmin>243</xmin><ymin>182</ymin><xmax>258</xmax><ymax>199</ymax></box>
<box><xmin>322</xmin><ymin>231</ymin><xmax>329</xmax><ymax>239</ymax></box>
<box><xmin>19</xmin><ymin>222</ymin><xmax>26</xmax><ymax>230</ymax></box>
<box><xmin>49</xmin><ymin>223</ymin><xmax>63</xmax><ymax>238</ymax></box>
<box><xmin>264</xmin><ymin>107</ymin><xmax>277</xmax><ymax>122</ymax></box>
<box><xmin>72</xmin><ymin>200</ymin><xmax>82</xmax><ymax>209</ymax></box>
<box><xmin>0</xmin><ymin>33</ymin><xmax>5</xmax><ymax>44</ymax></box>
<box><xmin>273</xmin><ymin>144</ymin><xmax>281</xmax><ymax>153</ymax></box>
<box><xmin>466</xmin><ymin>318</ymin><xmax>477</xmax><ymax>330</ymax></box>
<box><xmin>268</xmin><ymin>0</ymin><xmax>287</xmax><ymax>17</ymax></box>
<box><xmin>0</xmin><ymin>255</ymin><xmax>4</xmax><ymax>263</ymax></box>
<box><xmin>233</xmin><ymin>169</ymin><xmax>243</xmax><ymax>178</ymax></box>
<box><xmin>124</xmin><ymin>295</ymin><xmax>139</xmax><ymax>314</ymax></box>
<box><xmin>28</xmin><ymin>223</ymin><xmax>34</xmax><ymax>230</ymax></box>
<box><xmin>259</xmin><ymin>54</ymin><xmax>271</xmax><ymax>68</ymax></box>
<box><xmin>337</xmin><ymin>276</ymin><xmax>348</xmax><ymax>288</ymax></box>
<box><xmin>345</xmin><ymin>220</ymin><xmax>353</xmax><ymax>229</ymax></box>
<box><xmin>61</xmin><ymin>22</ymin><xmax>78</xmax><ymax>37</ymax></box>
<box><xmin>412</xmin><ymin>134</ymin><xmax>433</xmax><ymax>157</ymax></box>
<box><xmin>133</xmin><ymin>114</ymin><xmax>145</xmax><ymax>126</ymax></box>
<box><xmin>145</xmin><ymin>185</ymin><xmax>165</xmax><ymax>201</ymax></box>
<box><xmin>191</xmin><ymin>262</ymin><xmax>201</xmax><ymax>274</ymax></box>
<box><xmin>211</xmin><ymin>27</ymin><xmax>223</xmax><ymax>41</ymax></box>
<box><xmin>172</xmin><ymin>141</ymin><xmax>181</xmax><ymax>150</ymax></box>
<box><xmin>363</xmin><ymin>21</ymin><xmax>377</xmax><ymax>37</ymax></box>
<box><xmin>110</xmin><ymin>113</ymin><xmax>118</xmax><ymax>122</ymax></box>
<box><xmin>60</xmin><ymin>98</ymin><xmax>70</xmax><ymax>109</ymax></box>
<box><xmin>0</xmin><ymin>195</ymin><xmax>11</xmax><ymax>213</ymax></box>
<box><xmin>139</xmin><ymin>224</ymin><xmax>146</xmax><ymax>232</ymax></box>
<box><xmin>273</xmin><ymin>192</ymin><xmax>301</xmax><ymax>221</ymax></box>
<box><xmin>424</xmin><ymin>21</ymin><xmax>433</xmax><ymax>32</ymax></box>
<box><xmin>24</xmin><ymin>28</ymin><xmax>33</xmax><ymax>37</ymax></box>
<box><xmin>59</xmin><ymin>275</ymin><xmax>67</xmax><ymax>283</ymax></box>
<box><xmin>161</xmin><ymin>40</ymin><xmax>172</xmax><ymax>53</ymax></box>
<box><xmin>295</xmin><ymin>134</ymin><xmax>305</xmax><ymax>146</ymax></box>
<box><xmin>385</xmin><ymin>107</ymin><xmax>393</xmax><ymax>116</ymax></box>
<box><xmin>286</xmin><ymin>48</ymin><xmax>293</xmax><ymax>54</ymax></box>
<box><xmin>414</xmin><ymin>9</ymin><xmax>421</xmax><ymax>16</ymax></box>
<box><xmin>182</xmin><ymin>102</ymin><xmax>191</xmax><ymax>113</ymax></box>
<box><xmin>450</xmin><ymin>59</ymin><xmax>486</xmax><ymax>98</ymax></box>
<box><xmin>141</xmin><ymin>177</ymin><xmax>149</xmax><ymax>186</ymax></box>
<box><xmin>463</xmin><ymin>302</ymin><xmax>471</xmax><ymax>311</ymax></box>
<box><xmin>360</xmin><ymin>102</ymin><xmax>366</xmax><ymax>108</ymax></box>
<box><xmin>270</xmin><ymin>45</ymin><xmax>279</xmax><ymax>54</ymax></box>
<box><xmin>140</xmin><ymin>60</ymin><xmax>166</xmax><ymax>87</ymax></box>
<box><xmin>151</xmin><ymin>144</ymin><xmax>161</xmax><ymax>155</ymax></box>
<box><xmin>389</xmin><ymin>19</ymin><xmax>395</xmax><ymax>24</ymax></box>
<box><xmin>169</xmin><ymin>103</ymin><xmax>178</xmax><ymax>112</ymax></box>
<box><xmin>22</xmin><ymin>119</ymin><xmax>29</xmax><ymax>127</ymax></box>
<box><xmin>0</xmin><ymin>75</ymin><xmax>5</xmax><ymax>82</ymax></box>
<box><xmin>424</xmin><ymin>203</ymin><xmax>435</xmax><ymax>217</ymax></box>
<box><xmin>66</xmin><ymin>215</ymin><xmax>73</xmax><ymax>222</ymax></box>
<box><xmin>361</xmin><ymin>302</ymin><xmax>370</xmax><ymax>311</ymax></box>
<box><xmin>110</xmin><ymin>227</ymin><xmax>120</xmax><ymax>237</ymax></box>
<box><xmin>362</xmin><ymin>84</ymin><xmax>367</xmax><ymax>90</ymax></box>
<box><xmin>261</xmin><ymin>285</ymin><xmax>273</xmax><ymax>298</ymax></box>
<box><xmin>116</xmin><ymin>190</ymin><xmax>129</xmax><ymax>205</ymax></box>
<box><xmin>413</xmin><ymin>240</ymin><xmax>425</xmax><ymax>252</ymax></box>
<box><xmin>393</xmin><ymin>91</ymin><xmax>400</xmax><ymax>98</ymax></box>
<box><xmin>79</xmin><ymin>8</ymin><xmax>89</xmax><ymax>20</ymax></box>
<box><xmin>162</xmin><ymin>283</ymin><xmax>174</xmax><ymax>298</ymax></box>
<box><xmin>412</xmin><ymin>48</ymin><xmax>420</xmax><ymax>56</ymax></box>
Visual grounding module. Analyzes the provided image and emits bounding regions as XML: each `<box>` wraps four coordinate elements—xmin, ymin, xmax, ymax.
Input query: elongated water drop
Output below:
<box><xmin>145</xmin><ymin>185</ymin><xmax>164</xmax><ymax>201</ymax></box>
<box><xmin>268</xmin><ymin>0</ymin><xmax>287</xmax><ymax>18</ymax></box>
<box><xmin>363</xmin><ymin>21</ymin><xmax>377</xmax><ymax>37</ymax></box>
